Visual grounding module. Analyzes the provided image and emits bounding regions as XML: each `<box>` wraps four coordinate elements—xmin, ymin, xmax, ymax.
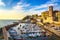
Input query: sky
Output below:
<box><xmin>0</xmin><ymin>0</ymin><xmax>60</xmax><ymax>20</ymax></box>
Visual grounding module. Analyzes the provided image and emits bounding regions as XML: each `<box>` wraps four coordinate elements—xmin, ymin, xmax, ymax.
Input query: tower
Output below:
<box><xmin>49</xmin><ymin>6</ymin><xmax>53</xmax><ymax>16</ymax></box>
<box><xmin>48</xmin><ymin>6</ymin><xmax>53</xmax><ymax>23</ymax></box>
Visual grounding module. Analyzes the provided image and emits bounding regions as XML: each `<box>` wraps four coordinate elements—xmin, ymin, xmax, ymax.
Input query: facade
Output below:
<box><xmin>56</xmin><ymin>11</ymin><xmax>60</xmax><ymax>22</ymax></box>
<box><xmin>41</xmin><ymin>6</ymin><xmax>53</xmax><ymax>23</ymax></box>
<box><xmin>41</xmin><ymin>6</ymin><xmax>60</xmax><ymax>23</ymax></box>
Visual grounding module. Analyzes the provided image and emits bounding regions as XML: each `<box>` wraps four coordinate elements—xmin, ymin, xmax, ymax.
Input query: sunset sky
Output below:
<box><xmin>0</xmin><ymin>0</ymin><xmax>60</xmax><ymax>20</ymax></box>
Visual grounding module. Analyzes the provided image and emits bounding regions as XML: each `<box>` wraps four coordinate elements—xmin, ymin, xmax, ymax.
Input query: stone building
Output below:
<box><xmin>30</xmin><ymin>6</ymin><xmax>60</xmax><ymax>24</ymax></box>
<box><xmin>41</xmin><ymin>6</ymin><xmax>60</xmax><ymax>23</ymax></box>
<box><xmin>41</xmin><ymin>6</ymin><xmax>53</xmax><ymax>23</ymax></box>
<box><xmin>22</xmin><ymin>6</ymin><xmax>60</xmax><ymax>25</ymax></box>
<box><xmin>56</xmin><ymin>11</ymin><xmax>60</xmax><ymax>22</ymax></box>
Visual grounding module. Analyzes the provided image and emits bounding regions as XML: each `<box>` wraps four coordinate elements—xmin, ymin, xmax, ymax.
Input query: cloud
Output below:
<box><xmin>31</xmin><ymin>4</ymin><xmax>54</xmax><ymax>10</ymax></box>
<box><xmin>12</xmin><ymin>0</ymin><xmax>51</xmax><ymax>15</ymax></box>
<box><xmin>27</xmin><ymin>3</ymin><xmax>57</xmax><ymax>15</ymax></box>
<box><xmin>0</xmin><ymin>0</ymin><xmax>5</xmax><ymax>6</ymax></box>
<box><xmin>28</xmin><ymin>9</ymin><xmax>47</xmax><ymax>15</ymax></box>
<box><xmin>0</xmin><ymin>1</ymin><xmax>30</xmax><ymax>20</ymax></box>
<box><xmin>13</xmin><ymin>0</ymin><xmax>59</xmax><ymax>16</ymax></box>
<box><xmin>13</xmin><ymin>2</ymin><xmax>30</xmax><ymax>10</ymax></box>
<box><xmin>50</xmin><ymin>0</ymin><xmax>60</xmax><ymax>3</ymax></box>
<box><xmin>47</xmin><ymin>0</ymin><xmax>60</xmax><ymax>10</ymax></box>
<box><xmin>37</xmin><ymin>1</ymin><xmax>58</xmax><ymax>9</ymax></box>
<box><xmin>0</xmin><ymin>9</ymin><xmax>27</xmax><ymax>20</ymax></box>
<box><xmin>0</xmin><ymin>0</ymin><xmax>60</xmax><ymax>20</ymax></box>
<box><xmin>27</xmin><ymin>0</ymin><xmax>60</xmax><ymax>16</ymax></box>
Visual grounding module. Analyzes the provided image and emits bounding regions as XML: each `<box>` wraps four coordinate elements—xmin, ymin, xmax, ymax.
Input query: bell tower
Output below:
<box><xmin>48</xmin><ymin>6</ymin><xmax>53</xmax><ymax>23</ymax></box>
<box><xmin>49</xmin><ymin>6</ymin><xmax>53</xmax><ymax>16</ymax></box>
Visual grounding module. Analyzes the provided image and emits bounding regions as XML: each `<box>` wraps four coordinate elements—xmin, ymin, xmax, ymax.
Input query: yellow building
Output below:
<box><xmin>40</xmin><ymin>6</ymin><xmax>60</xmax><ymax>23</ymax></box>
<box><xmin>41</xmin><ymin>6</ymin><xmax>53</xmax><ymax>23</ymax></box>
<box><xmin>23</xmin><ymin>6</ymin><xmax>60</xmax><ymax>24</ymax></box>
<box><xmin>56</xmin><ymin>11</ymin><xmax>60</xmax><ymax>22</ymax></box>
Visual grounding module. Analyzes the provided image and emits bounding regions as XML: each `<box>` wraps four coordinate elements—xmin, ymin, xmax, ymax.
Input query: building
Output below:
<box><xmin>56</xmin><ymin>11</ymin><xmax>60</xmax><ymax>22</ymax></box>
<box><xmin>28</xmin><ymin>6</ymin><xmax>60</xmax><ymax>24</ymax></box>
<box><xmin>42</xmin><ymin>6</ymin><xmax>60</xmax><ymax>23</ymax></box>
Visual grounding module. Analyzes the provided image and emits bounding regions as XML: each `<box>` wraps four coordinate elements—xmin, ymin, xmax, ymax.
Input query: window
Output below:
<box><xmin>45</xmin><ymin>17</ymin><xmax>47</xmax><ymax>20</ymax></box>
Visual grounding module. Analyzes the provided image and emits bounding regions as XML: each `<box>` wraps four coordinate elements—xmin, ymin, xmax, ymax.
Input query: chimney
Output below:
<box><xmin>49</xmin><ymin>6</ymin><xmax>53</xmax><ymax>16</ymax></box>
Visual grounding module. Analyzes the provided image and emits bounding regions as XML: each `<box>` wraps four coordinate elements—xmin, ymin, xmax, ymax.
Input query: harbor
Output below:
<box><xmin>0</xmin><ymin>5</ymin><xmax>60</xmax><ymax>40</ymax></box>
